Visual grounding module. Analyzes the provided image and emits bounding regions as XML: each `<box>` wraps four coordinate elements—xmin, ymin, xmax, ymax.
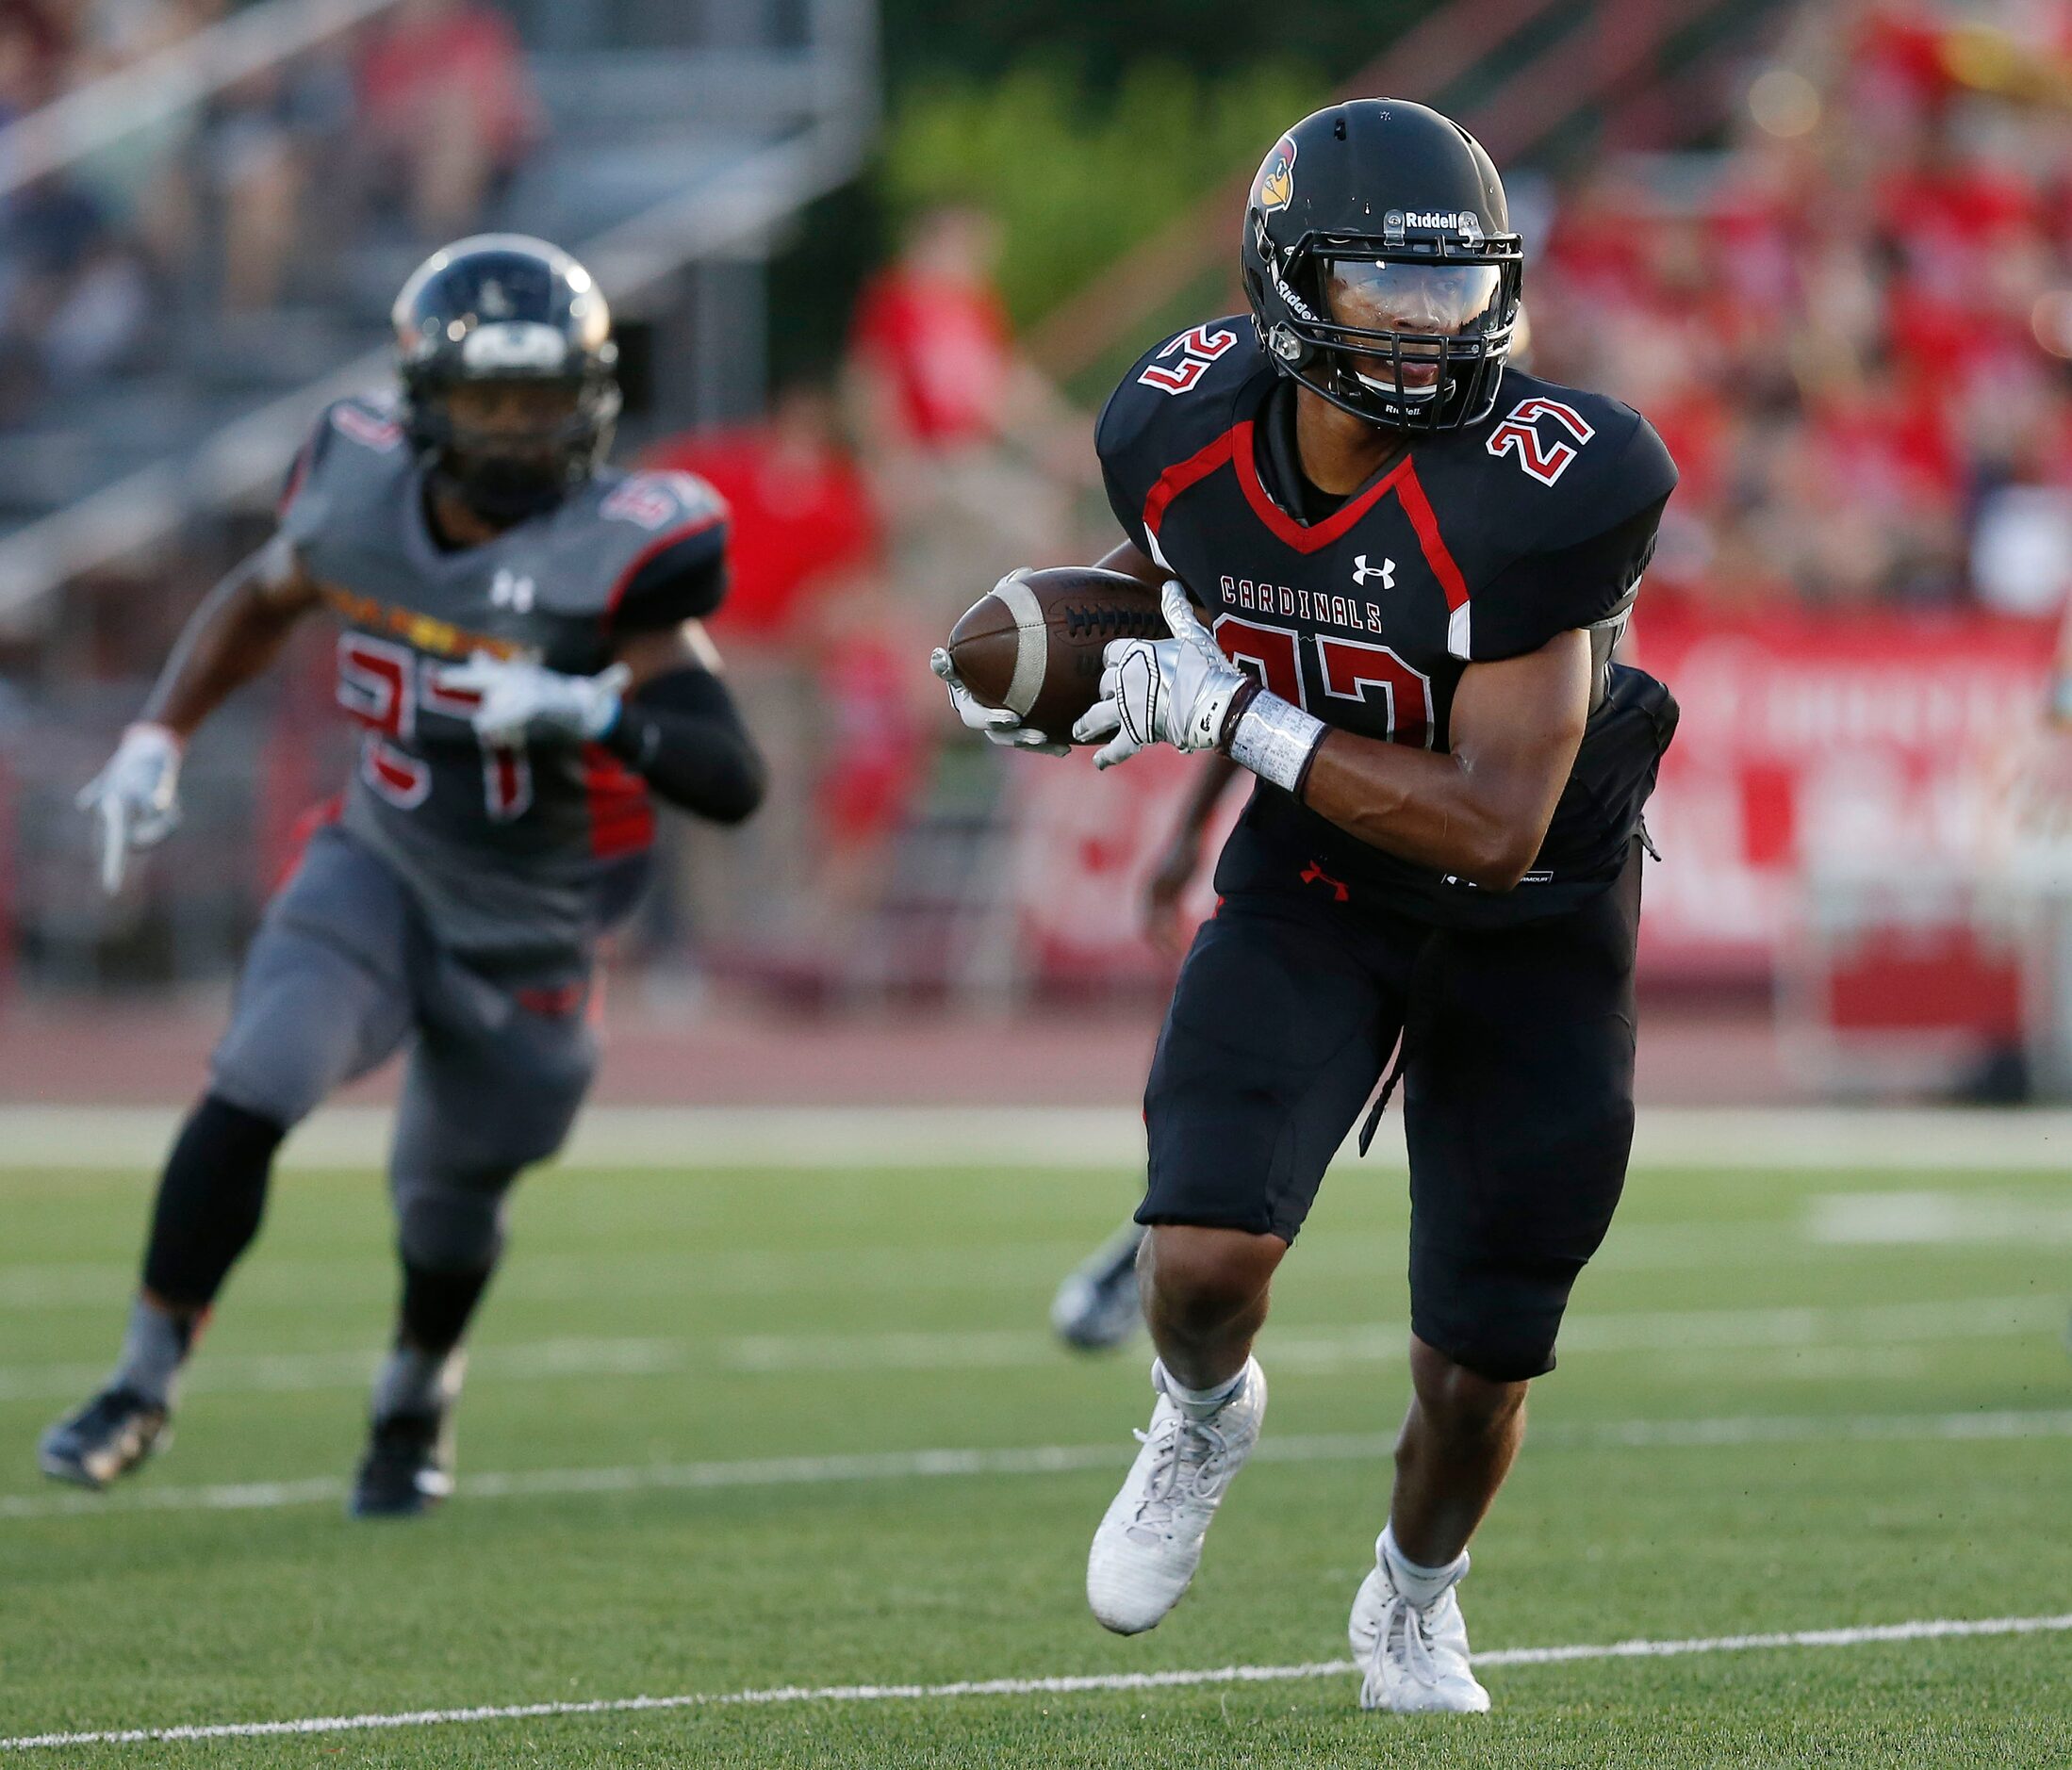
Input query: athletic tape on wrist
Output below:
<box><xmin>1226</xmin><ymin>691</ymin><xmax>1326</xmax><ymax>794</ymax></box>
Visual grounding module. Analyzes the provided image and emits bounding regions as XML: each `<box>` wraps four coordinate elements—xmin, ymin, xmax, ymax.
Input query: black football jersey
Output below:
<box><xmin>1097</xmin><ymin>318</ymin><xmax>1680</xmax><ymax>927</ymax></box>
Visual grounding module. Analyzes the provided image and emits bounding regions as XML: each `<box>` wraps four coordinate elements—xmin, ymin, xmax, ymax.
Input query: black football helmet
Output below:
<box><xmin>1242</xmin><ymin>99</ymin><xmax>1523</xmax><ymax>432</ymax></box>
<box><xmin>392</xmin><ymin>234</ymin><xmax>621</xmax><ymax>522</ymax></box>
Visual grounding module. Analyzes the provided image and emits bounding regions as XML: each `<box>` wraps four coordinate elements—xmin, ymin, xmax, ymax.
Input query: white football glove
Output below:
<box><xmin>1071</xmin><ymin>581</ymin><xmax>1248</xmax><ymax>770</ymax></box>
<box><xmin>78</xmin><ymin>723</ymin><xmax>183</xmax><ymax>894</ymax></box>
<box><xmin>929</xmin><ymin>645</ymin><xmax>1071</xmax><ymax>757</ymax></box>
<box><xmin>440</xmin><ymin>652</ymin><xmax>630</xmax><ymax>746</ymax></box>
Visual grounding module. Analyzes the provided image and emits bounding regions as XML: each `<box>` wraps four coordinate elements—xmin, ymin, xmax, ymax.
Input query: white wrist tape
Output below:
<box><xmin>1226</xmin><ymin>691</ymin><xmax>1326</xmax><ymax>793</ymax></box>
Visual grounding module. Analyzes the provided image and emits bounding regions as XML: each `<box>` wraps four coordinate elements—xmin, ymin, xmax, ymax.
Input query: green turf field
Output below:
<box><xmin>4</xmin><ymin>1132</ymin><xmax>2070</xmax><ymax>1765</ymax></box>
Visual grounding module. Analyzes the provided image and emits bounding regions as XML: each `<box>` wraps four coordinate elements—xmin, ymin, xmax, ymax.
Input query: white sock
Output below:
<box><xmin>1379</xmin><ymin>1522</ymin><xmax>1469</xmax><ymax>1608</ymax></box>
<box><xmin>1156</xmin><ymin>1357</ymin><xmax>1248</xmax><ymax>1418</ymax></box>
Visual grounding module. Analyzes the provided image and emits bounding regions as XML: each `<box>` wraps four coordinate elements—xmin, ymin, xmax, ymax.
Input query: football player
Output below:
<box><xmin>935</xmin><ymin>101</ymin><xmax>1677</xmax><ymax>1711</ymax></box>
<box><xmin>41</xmin><ymin>236</ymin><xmax>765</xmax><ymax>1516</ymax></box>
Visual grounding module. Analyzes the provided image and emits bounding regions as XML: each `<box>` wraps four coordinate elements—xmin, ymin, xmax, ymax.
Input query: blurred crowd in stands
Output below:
<box><xmin>647</xmin><ymin>205</ymin><xmax>1089</xmax><ymax>944</ymax></box>
<box><xmin>1527</xmin><ymin>2</ymin><xmax>2072</xmax><ymax>619</ymax></box>
<box><xmin>652</xmin><ymin>4</ymin><xmax>2072</xmax><ymax>952</ymax></box>
<box><xmin>0</xmin><ymin>0</ymin><xmax>535</xmax><ymax>418</ymax></box>
<box><xmin>9</xmin><ymin>0</ymin><xmax>2072</xmax><ymax>989</ymax></box>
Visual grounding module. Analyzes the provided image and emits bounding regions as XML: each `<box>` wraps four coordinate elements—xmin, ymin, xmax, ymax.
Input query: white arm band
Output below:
<box><xmin>1225</xmin><ymin>690</ymin><xmax>1327</xmax><ymax>794</ymax></box>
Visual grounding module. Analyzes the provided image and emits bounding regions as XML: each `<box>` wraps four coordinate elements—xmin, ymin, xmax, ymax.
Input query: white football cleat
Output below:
<box><xmin>1348</xmin><ymin>1539</ymin><xmax>1490</xmax><ymax>1713</ymax></box>
<box><xmin>1086</xmin><ymin>1356</ymin><xmax>1265</xmax><ymax>1634</ymax></box>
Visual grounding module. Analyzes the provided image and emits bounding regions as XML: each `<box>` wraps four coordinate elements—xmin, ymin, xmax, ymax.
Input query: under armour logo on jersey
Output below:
<box><xmin>489</xmin><ymin>568</ymin><xmax>535</xmax><ymax>613</ymax></box>
<box><xmin>1351</xmin><ymin>554</ymin><xmax>1395</xmax><ymax>588</ymax></box>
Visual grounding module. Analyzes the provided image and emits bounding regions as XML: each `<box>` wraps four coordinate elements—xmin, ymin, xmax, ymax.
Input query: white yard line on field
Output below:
<box><xmin>2</xmin><ymin>1104</ymin><xmax>2071</xmax><ymax>1172</ymax></box>
<box><xmin>718</xmin><ymin>1292</ymin><xmax>2068</xmax><ymax>1373</ymax></box>
<box><xmin>1808</xmin><ymin>1190</ymin><xmax>2072</xmax><ymax>1246</ymax></box>
<box><xmin>4</xmin><ymin>1406</ymin><xmax>2069</xmax><ymax>1523</ymax></box>
<box><xmin>8</xmin><ymin>1208</ymin><xmax>2062</xmax><ymax>1317</ymax></box>
<box><xmin>0</xmin><ymin>1243</ymin><xmax>1108</xmax><ymax>1312</ymax></box>
<box><xmin>0</xmin><ymin>1336</ymin><xmax>684</xmax><ymax>1403</ymax></box>
<box><xmin>4</xmin><ymin>1612</ymin><xmax>2068</xmax><ymax>1751</ymax></box>
<box><xmin>0</xmin><ymin>1294</ymin><xmax>2058</xmax><ymax>1401</ymax></box>
<box><xmin>0</xmin><ymin>1221</ymin><xmax>1992</xmax><ymax>1315</ymax></box>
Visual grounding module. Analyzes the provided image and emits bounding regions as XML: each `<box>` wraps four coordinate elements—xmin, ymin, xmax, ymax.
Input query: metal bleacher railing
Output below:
<box><xmin>0</xmin><ymin>0</ymin><xmax>403</xmax><ymax>203</ymax></box>
<box><xmin>0</xmin><ymin>0</ymin><xmax>880</xmax><ymax>994</ymax></box>
<box><xmin>0</xmin><ymin>0</ymin><xmax>880</xmax><ymax>624</ymax></box>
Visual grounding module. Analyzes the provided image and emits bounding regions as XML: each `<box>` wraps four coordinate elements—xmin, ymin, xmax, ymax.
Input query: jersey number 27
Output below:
<box><xmin>1214</xmin><ymin>615</ymin><xmax>1434</xmax><ymax>748</ymax></box>
<box><xmin>337</xmin><ymin>633</ymin><xmax>532</xmax><ymax>820</ymax></box>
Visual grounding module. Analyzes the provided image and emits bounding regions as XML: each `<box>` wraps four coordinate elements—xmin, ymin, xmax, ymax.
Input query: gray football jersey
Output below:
<box><xmin>277</xmin><ymin>394</ymin><xmax>728</xmax><ymax>961</ymax></box>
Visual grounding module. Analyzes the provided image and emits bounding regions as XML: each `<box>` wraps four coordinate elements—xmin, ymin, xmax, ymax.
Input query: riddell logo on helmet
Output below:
<box><xmin>1394</xmin><ymin>209</ymin><xmax>1482</xmax><ymax>234</ymax></box>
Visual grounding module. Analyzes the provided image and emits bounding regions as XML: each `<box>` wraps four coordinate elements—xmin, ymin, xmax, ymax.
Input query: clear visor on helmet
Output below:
<box><xmin>1323</xmin><ymin>259</ymin><xmax>1505</xmax><ymax>337</ymax></box>
<box><xmin>1322</xmin><ymin>259</ymin><xmax>1505</xmax><ymax>401</ymax></box>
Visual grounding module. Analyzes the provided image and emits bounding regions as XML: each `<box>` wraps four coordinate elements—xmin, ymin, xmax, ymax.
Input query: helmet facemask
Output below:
<box><xmin>1320</xmin><ymin>258</ymin><xmax>1509</xmax><ymax>419</ymax></box>
<box><xmin>391</xmin><ymin>236</ymin><xmax>622</xmax><ymax>526</ymax></box>
<box><xmin>1254</xmin><ymin>238</ymin><xmax>1520</xmax><ymax>432</ymax></box>
<box><xmin>405</xmin><ymin>360</ymin><xmax>620</xmax><ymax>524</ymax></box>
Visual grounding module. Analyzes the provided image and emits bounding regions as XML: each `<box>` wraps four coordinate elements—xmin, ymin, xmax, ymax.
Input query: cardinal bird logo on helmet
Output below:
<box><xmin>1256</xmin><ymin>134</ymin><xmax>1298</xmax><ymax>214</ymax></box>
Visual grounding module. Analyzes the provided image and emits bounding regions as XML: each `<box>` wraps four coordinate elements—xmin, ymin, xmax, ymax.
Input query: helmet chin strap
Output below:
<box><xmin>1352</xmin><ymin>370</ymin><xmax>1439</xmax><ymax>401</ymax></box>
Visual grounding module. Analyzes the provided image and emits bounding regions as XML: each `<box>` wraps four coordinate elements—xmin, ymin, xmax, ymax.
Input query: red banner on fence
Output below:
<box><xmin>1628</xmin><ymin>606</ymin><xmax>2054</xmax><ymax>980</ymax></box>
<box><xmin>1009</xmin><ymin>608</ymin><xmax>2057</xmax><ymax>988</ymax></box>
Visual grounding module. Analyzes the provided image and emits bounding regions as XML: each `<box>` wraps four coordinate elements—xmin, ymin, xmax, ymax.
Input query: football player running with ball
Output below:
<box><xmin>42</xmin><ymin>237</ymin><xmax>765</xmax><ymax>1516</ymax></box>
<box><xmin>935</xmin><ymin>101</ymin><xmax>1677</xmax><ymax>1712</ymax></box>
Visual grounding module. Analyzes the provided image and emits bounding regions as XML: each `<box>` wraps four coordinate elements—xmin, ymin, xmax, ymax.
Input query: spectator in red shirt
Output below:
<box><xmin>644</xmin><ymin>383</ymin><xmax>926</xmax><ymax>929</ymax></box>
<box><xmin>355</xmin><ymin>0</ymin><xmax>540</xmax><ymax>238</ymax></box>
<box><xmin>0</xmin><ymin>0</ymin><xmax>64</xmax><ymax>124</ymax></box>
<box><xmin>645</xmin><ymin>381</ymin><xmax>881</xmax><ymax>647</ymax></box>
<box><xmin>848</xmin><ymin>205</ymin><xmax>1018</xmax><ymax>454</ymax></box>
<box><xmin>845</xmin><ymin>205</ymin><xmax>1086</xmax><ymax>632</ymax></box>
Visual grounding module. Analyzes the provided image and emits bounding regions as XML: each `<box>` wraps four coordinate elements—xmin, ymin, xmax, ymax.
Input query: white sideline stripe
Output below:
<box><xmin>2</xmin><ymin>1105</ymin><xmax>2071</xmax><ymax>1172</ymax></box>
<box><xmin>0</xmin><ymin>1294</ymin><xmax>2058</xmax><ymax>1401</ymax></box>
<box><xmin>7</xmin><ymin>1407</ymin><xmax>2071</xmax><ymax>1522</ymax></box>
<box><xmin>5</xmin><ymin>1613</ymin><xmax>2070</xmax><ymax>1750</ymax></box>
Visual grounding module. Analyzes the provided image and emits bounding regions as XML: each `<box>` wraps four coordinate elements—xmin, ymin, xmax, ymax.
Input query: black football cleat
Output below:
<box><xmin>39</xmin><ymin>1387</ymin><xmax>171</xmax><ymax>1489</ymax></box>
<box><xmin>1050</xmin><ymin>1221</ymin><xmax>1150</xmax><ymax>1352</ymax></box>
<box><xmin>348</xmin><ymin>1410</ymin><xmax>454</xmax><ymax>1518</ymax></box>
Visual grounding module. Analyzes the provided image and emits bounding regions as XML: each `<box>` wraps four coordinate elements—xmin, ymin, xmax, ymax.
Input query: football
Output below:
<box><xmin>946</xmin><ymin>566</ymin><xmax>1169</xmax><ymax>743</ymax></box>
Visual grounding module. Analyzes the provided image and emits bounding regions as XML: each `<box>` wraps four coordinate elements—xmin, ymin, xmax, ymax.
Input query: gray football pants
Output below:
<box><xmin>210</xmin><ymin>827</ymin><xmax>598</xmax><ymax>1273</ymax></box>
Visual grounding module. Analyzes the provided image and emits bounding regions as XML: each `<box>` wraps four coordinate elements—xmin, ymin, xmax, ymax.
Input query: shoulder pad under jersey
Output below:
<box><xmin>1096</xmin><ymin>318</ymin><xmax>1271</xmax><ymax>556</ymax></box>
<box><xmin>554</xmin><ymin>468</ymin><xmax>731</xmax><ymax>627</ymax></box>
<box><xmin>1463</xmin><ymin>376</ymin><xmax>1679</xmax><ymax>661</ymax></box>
<box><xmin>277</xmin><ymin>393</ymin><xmax>408</xmax><ymax>542</ymax></box>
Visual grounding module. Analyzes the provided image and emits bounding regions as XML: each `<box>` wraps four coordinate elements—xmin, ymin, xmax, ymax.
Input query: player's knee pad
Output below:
<box><xmin>140</xmin><ymin>1093</ymin><xmax>286</xmax><ymax>1307</ymax></box>
<box><xmin>1408</xmin><ymin>1246</ymin><xmax>1584</xmax><ymax>1384</ymax></box>
<box><xmin>403</xmin><ymin>1043</ymin><xmax>594</xmax><ymax>1182</ymax></box>
<box><xmin>391</xmin><ymin>1169</ymin><xmax>513</xmax><ymax>1276</ymax></box>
